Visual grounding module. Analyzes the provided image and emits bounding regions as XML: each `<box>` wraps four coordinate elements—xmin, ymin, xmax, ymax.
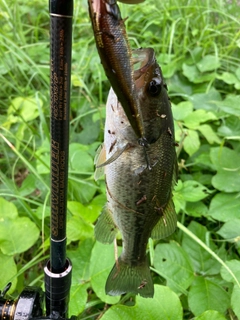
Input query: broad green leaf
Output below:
<box><xmin>90</xmin><ymin>193</ymin><xmax>106</xmax><ymax>209</ymax></box>
<box><xmin>0</xmin><ymin>217</ymin><xmax>39</xmax><ymax>255</ymax></box>
<box><xmin>192</xmin><ymin>173</ymin><xmax>213</xmax><ymax>186</ymax></box>
<box><xmin>158</xmin><ymin>53</ymin><xmax>179</xmax><ymax>78</ymax></box>
<box><xmin>236</xmin><ymin>67</ymin><xmax>240</xmax><ymax>80</ymax></box>
<box><xmin>76</xmin><ymin>113</ymin><xmax>101</xmax><ymax>145</ymax></box>
<box><xmin>161</xmin><ymin>60</ymin><xmax>179</xmax><ymax>79</ymax></box>
<box><xmin>18</xmin><ymin>174</ymin><xmax>37</xmax><ymax>196</ymax></box>
<box><xmin>173</xmin><ymin>180</ymin><xmax>210</xmax><ymax>214</ymax></box>
<box><xmin>68</xmin><ymin>179</ymin><xmax>97</xmax><ymax>204</ymax></box>
<box><xmin>36</xmin><ymin>154</ymin><xmax>50</xmax><ymax>174</ymax></box>
<box><xmin>172</xmin><ymin>101</ymin><xmax>193</xmax><ymax>121</ymax></box>
<box><xmin>67</xmin><ymin>215</ymin><xmax>93</xmax><ymax>243</ymax></box>
<box><xmin>184</xmin><ymin>110</ymin><xmax>217</xmax><ymax>129</ymax></box>
<box><xmin>8</xmin><ymin>96</ymin><xmax>40</xmax><ymax>122</ymax></box>
<box><xmin>0</xmin><ymin>253</ymin><xmax>17</xmax><ymax>293</ymax></box>
<box><xmin>153</xmin><ymin>241</ymin><xmax>194</xmax><ymax>294</ymax></box>
<box><xmin>92</xmin><ymin>107</ymin><xmax>106</xmax><ymax>123</ymax></box>
<box><xmin>191</xmin><ymin>145</ymin><xmax>215</xmax><ymax>169</ymax></box>
<box><xmin>197</xmin><ymin>124</ymin><xmax>221</xmax><ymax>144</ymax></box>
<box><xmin>0</xmin><ymin>197</ymin><xmax>18</xmax><ymax>219</ymax></box>
<box><xmin>68</xmin><ymin>238</ymin><xmax>94</xmax><ymax>282</ymax></box>
<box><xmin>210</xmin><ymin>147</ymin><xmax>240</xmax><ymax>192</ymax></box>
<box><xmin>182</xmin><ymin>64</ymin><xmax>215</xmax><ymax>83</ymax></box>
<box><xmin>212</xmin><ymin>171</ymin><xmax>240</xmax><ymax>193</ymax></box>
<box><xmin>69</xmin><ymin>283</ymin><xmax>88</xmax><ymax>316</ymax></box>
<box><xmin>177</xmin><ymin>180</ymin><xmax>209</xmax><ymax>202</ymax></box>
<box><xmin>194</xmin><ymin>310</ymin><xmax>226</xmax><ymax>320</ymax></box>
<box><xmin>231</xmin><ymin>285</ymin><xmax>240</xmax><ymax>319</ymax></box>
<box><xmin>208</xmin><ymin>193</ymin><xmax>240</xmax><ymax>222</ymax></box>
<box><xmin>217</xmin><ymin>71</ymin><xmax>239</xmax><ymax>85</ymax></box>
<box><xmin>216</xmin><ymin>95</ymin><xmax>240</xmax><ymax>116</ymax></box>
<box><xmin>217</xmin><ymin>219</ymin><xmax>240</xmax><ymax>246</ymax></box>
<box><xmin>90</xmin><ymin>241</ymin><xmax>121</xmax><ymax>304</ymax></box>
<box><xmin>69</xmin><ymin>143</ymin><xmax>94</xmax><ymax>173</ymax></box>
<box><xmin>182</xmin><ymin>221</ymin><xmax>220</xmax><ymax>275</ymax></box>
<box><xmin>173</xmin><ymin>190</ymin><xmax>186</xmax><ymax>214</ymax></box>
<box><xmin>34</xmin><ymin>205</ymin><xmax>50</xmax><ymax>220</ymax></box>
<box><xmin>68</xmin><ymin>201</ymin><xmax>98</xmax><ymax>224</ymax></box>
<box><xmin>220</xmin><ymin>260</ymin><xmax>240</xmax><ymax>285</ymax></box>
<box><xmin>67</xmin><ymin>194</ymin><xmax>105</xmax><ymax>224</ymax></box>
<box><xmin>210</xmin><ymin>147</ymin><xmax>240</xmax><ymax>171</ymax></box>
<box><xmin>196</xmin><ymin>55</ymin><xmax>221</xmax><ymax>72</ymax></box>
<box><xmin>184</xmin><ymin>129</ymin><xmax>200</xmax><ymax>156</ymax></box>
<box><xmin>101</xmin><ymin>285</ymin><xmax>183</xmax><ymax>320</ymax></box>
<box><xmin>189</xmin><ymin>88</ymin><xmax>222</xmax><ymax>113</ymax></box>
<box><xmin>168</xmin><ymin>73</ymin><xmax>192</xmax><ymax>95</ymax></box>
<box><xmin>182</xmin><ymin>64</ymin><xmax>205</xmax><ymax>83</ymax></box>
<box><xmin>218</xmin><ymin>116</ymin><xmax>240</xmax><ymax>138</ymax></box>
<box><xmin>186</xmin><ymin>201</ymin><xmax>208</xmax><ymax>217</ymax></box>
<box><xmin>186</xmin><ymin>47</ymin><xmax>203</xmax><ymax>64</ymax></box>
<box><xmin>188</xmin><ymin>277</ymin><xmax>230</xmax><ymax>316</ymax></box>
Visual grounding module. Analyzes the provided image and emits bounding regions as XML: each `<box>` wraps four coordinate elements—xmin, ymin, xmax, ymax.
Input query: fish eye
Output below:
<box><xmin>148</xmin><ymin>77</ymin><xmax>162</xmax><ymax>96</ymax></box>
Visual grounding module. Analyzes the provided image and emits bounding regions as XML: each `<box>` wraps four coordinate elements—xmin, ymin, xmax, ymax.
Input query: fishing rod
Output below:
<box><xmin>0</xmin><ymin>1</ymin><xmax>76</xmax><ymax>319</ymax></box>
<box><xmin>44</xmin><ymin>0</ymin><xmax>74</xmax><ymax>317</ymax></box>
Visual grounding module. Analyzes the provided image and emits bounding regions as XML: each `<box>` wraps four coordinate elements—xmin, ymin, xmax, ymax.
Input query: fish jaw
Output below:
<box><xmin>88</xmin><ymin>0</ymin><xmax>145</xmax><ymax>140</ymax></box>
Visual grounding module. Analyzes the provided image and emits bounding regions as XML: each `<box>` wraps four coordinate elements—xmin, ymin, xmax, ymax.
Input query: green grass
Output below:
<box><xmin>0</xmin><ymin>0</ymin><xmax>240</xmax><ymax>319</ymax></box>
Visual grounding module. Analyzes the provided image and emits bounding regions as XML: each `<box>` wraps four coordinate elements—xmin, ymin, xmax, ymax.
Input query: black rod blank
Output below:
<box><xmin>49</xmin><ymin>0</ymin><xmax>73</xmax><ymax>273</ymax></box>
<box><xmin>44</xmin><ymin>1</ymin><xmax>74</xmax><ymax>318</ymax></box>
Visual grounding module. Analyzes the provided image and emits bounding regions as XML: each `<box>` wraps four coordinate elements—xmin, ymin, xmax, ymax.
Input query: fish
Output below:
<box><xmin>88</xmin><ymin>0</ymin><xmax>147</xmax><ymax>144</ymax></box>
<box><xmin>94</xmin><ymin>48</ymin><xmax>178</xmax><ymax>298</ymax></box>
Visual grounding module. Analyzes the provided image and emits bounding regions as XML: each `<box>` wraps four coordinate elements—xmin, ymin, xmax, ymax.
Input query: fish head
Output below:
<box><xmin>133</xmin><ymin>48</ymin><xmax>173</xmax><ymax>144</ymax></box>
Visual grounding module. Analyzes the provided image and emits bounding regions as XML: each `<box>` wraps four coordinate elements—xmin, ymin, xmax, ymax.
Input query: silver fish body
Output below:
<box><xmin>95</xmin><ymin>49</ymin><xmax>177</xmax><ymax>298</ymax></box>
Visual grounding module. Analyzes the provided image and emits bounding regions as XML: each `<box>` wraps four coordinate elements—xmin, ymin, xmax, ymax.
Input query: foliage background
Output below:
<box><xmin>0</xmin><ymin>0</ymin><xmax>240</xmax><ymax>319</ymax></box>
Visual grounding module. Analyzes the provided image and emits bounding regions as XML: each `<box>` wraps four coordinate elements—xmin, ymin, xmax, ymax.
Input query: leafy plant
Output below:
<box><xmin>0</xmin><ymin>0</ymin><xmax>240</xmax><ymax>319</ymax></box>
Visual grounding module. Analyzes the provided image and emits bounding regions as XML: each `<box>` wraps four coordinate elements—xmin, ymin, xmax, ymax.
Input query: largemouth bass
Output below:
<box><xmin>88</xmin><ymin>0</ymin><xmax>146</xmax><ymax>143</ymax></box>
<box><xmin>95</xmin><ymin>48</ymin><xmax>177</xmax><ymax>298</ymax></box>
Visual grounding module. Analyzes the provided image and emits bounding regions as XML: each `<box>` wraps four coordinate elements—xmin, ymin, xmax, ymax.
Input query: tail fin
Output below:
<box><xmin>105</xmin><ymin>257</ymin><xmax>154</xmax><ymax>298</ymax></box>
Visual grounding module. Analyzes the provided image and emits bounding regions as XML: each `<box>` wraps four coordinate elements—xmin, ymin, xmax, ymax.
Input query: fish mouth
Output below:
<box><xmin>133</xmin><ymin>48</ymin><xmax>156</xmax><ymax>88</ymax></box>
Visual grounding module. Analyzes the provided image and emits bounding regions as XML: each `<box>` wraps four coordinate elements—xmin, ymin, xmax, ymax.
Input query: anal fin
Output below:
<box><xmin>151</xmin><ymin>199</ymin><xmax>177</xmax><ymax>239</ymax></box>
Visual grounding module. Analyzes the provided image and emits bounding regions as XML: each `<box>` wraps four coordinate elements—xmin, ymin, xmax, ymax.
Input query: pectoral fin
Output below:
<box><xmin>94</xmin><ymin>143</ymin><xmax>106</xmax><ymax>181</ymax></box>
<box><xmin>95</xmin><ymin>205</ymin><xmax>118</xmax><ymax>244</ymax></box>
<box><xmin>96</xmin><ymin>142</ymin><xmax>130</xmax><ymax>168</ymax></box>
<box><xmin>151</xmin><ymin>199</ymin><xmax>177</xmax><ymax>239</ymax></box>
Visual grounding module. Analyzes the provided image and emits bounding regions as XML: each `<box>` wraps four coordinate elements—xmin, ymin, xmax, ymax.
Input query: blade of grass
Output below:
<box><xmin>0</xmin><ymin>133</ymin><xmax>49</xmax><ymax>190</ymax></box>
